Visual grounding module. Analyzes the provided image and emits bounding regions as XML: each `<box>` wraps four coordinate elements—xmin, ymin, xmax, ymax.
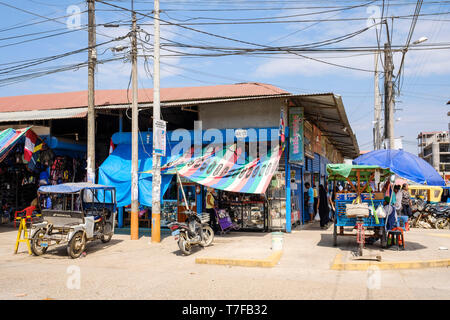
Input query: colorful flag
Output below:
<box><xmin>109</xmin><ymin>138</ymin><xmax>115</xmax><ymax>155</ymax></box>
<box><xmin>279</xmin><ymin>106</ymin><xmax>285</xmax><ymax>144</ymax></box>
<box><xmin>24</xmin><ymin>129</ymin><xmax>38</xmax><ymax>161</ymax></box>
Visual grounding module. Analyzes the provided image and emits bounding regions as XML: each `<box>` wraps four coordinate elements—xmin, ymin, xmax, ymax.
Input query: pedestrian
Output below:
<box><xmin>329</xmin><ymin>185</ymin><xmax>338</xmax><ymax>220</ymax></box>
<box><xmin>393</xmin><ymin>184</ymin><xmax>402</xmax><ymax>214</ymax></box>
<box><xmin>383</xmin><ymin>196</ymin><xmax>397</xmax><ymax>231</ymax></box>
<box><xmin>401</xmin><ymin>183</ymin><xmax>413</xmax><ymax>217</ymax></box>
<box><xmin>304</xmin><ymin>182</ymin><xmax>314</xmax><ymax>223</ymax></box>
<box><xmin>313</xmin><ymin>184</ymin><xmax>318</xmax><ymax>215</ymax></box>
<box><xmin>205</xmin><ymin>187</ymin><xmax>218</xmax><ymax>233</ymax></box>
<box><xmin>316</xmin><ymin>185</ymin><xmax>330</xmax><ymax>229</ymax></box>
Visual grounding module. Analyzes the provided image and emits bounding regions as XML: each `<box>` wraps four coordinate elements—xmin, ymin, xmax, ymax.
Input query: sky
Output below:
<box><xmin>0</xmin><ymin>0</ymin><xmax>449</xmax><ymax>155</ymax></box>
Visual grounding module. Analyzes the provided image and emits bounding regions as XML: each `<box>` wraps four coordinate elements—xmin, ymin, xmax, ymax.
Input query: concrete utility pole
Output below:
<box><xmin>87</xmin><ymin>0</ymin><xmax>96</xmax><ymax>183</ymax></box>
<box><xmin>151</xmin><ymin>0</ymin><xmax>162</xmax><ymax>243</ymax></box>
<box><xmin>130</xmin><ymin>5</ymin><xmax>139</xmax><ymax>240</ymax></box>
<box><xmin>373</xmin><ymin>51</ymin><xmax>382</xmax><ymax>150</ymax></box>
<box><xmin>384</xmin><ymin>41</ymin><xmax>395</xmax><ymax>150</ymax></box>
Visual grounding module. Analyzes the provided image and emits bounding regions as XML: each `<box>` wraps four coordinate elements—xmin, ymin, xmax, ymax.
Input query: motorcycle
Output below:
<box><xmin>168</xmin><ymin>210</ymin><xmax>214</xmax><ymax>255</ymax></box>
<box><xmin>434</xmin><ymin>207</ymin><xmax>450</xmax><ymax>230</ymax></box>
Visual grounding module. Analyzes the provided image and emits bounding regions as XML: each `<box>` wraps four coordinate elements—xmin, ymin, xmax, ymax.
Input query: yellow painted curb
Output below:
<box><xmin>331</xmin><ymin>253</ymin><xmax>450</xmax><ymax>271</ymax></box>
<box><xmin>425</xmin><ymin>233</ymin><xmax>450</xmax><ymax>239</ymax></box>
<box><xmin>195</xmin><ymin>250</ymin><xmax>283</xmax><ymax>268</ymax></box>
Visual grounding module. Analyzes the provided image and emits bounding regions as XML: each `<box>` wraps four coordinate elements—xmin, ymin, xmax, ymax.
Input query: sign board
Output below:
<box><xmin>153</xmin><ymin>119</ymin><xmax>166</xmax><ymax>156</ymax></box>
<box><xmin>235</xmin><ymin>129</ymin><xmax>248</xmax><ymax>139</ymax></box>
<box><xmin>304</xmin><ymin>121</ymin><xmax>314</xmax><ymax>159</ymax></box>
<box><xmin>288</xmin><ymin>107</ymin><xmax>304</xmax><ymax>164</ymax></box>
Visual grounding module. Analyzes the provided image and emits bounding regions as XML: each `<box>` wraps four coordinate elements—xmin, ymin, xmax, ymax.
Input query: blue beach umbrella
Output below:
<box><xmin>353</xmin><ymin>149</ymin><xmax>445</xmax><ymax>186</ymax></box>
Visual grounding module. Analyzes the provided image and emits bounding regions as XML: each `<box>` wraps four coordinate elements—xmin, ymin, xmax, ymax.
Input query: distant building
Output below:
<box><xmin>417</xmin><ymin>131</ymin><xmax>450</xmax><ymax>181</ymax></box>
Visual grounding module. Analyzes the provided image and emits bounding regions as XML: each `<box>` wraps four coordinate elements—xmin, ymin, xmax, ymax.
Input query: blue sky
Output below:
<box><xmin>0</xmin><ymin>0</ymin><xmax>449</xmax><ymax>155</ymax></box>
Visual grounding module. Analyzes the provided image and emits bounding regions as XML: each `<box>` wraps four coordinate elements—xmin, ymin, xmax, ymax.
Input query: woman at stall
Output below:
<box><xmin>316</xmin><ymin>184</ymin><xmax>330</xmax><ymax>229</ymax></box>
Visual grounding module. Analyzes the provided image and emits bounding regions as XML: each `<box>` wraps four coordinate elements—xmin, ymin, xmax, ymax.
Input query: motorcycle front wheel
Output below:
<box><xmin>199</xmin><ymin>225</ymin><xmax>214</xmax><ymax>247</ymax></box>
<box><xmin>178</xmin><ymin>237</ymin><xmax>192</xmax><ymax>255</ymax></box>
<box><xmin>435</xmin><ymin>218</ymin><xmax>450</xmax><ymax>230</ymax></box>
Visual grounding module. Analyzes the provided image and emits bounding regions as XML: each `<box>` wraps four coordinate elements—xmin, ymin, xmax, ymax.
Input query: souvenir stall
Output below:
<box><xmin>0</xmin><ymin>127</ymin><xmax>87</xmax><ymax>225</ymax></box>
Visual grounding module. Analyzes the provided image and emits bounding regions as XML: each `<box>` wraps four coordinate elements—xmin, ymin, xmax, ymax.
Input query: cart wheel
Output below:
<box><xmin>101</xmin><ymin>222</ymin><xmax>113</xmax><ymax>243</ymax></box>
<box><xmin>333</xmin><ymin>223</ymin><xmax>337</xmax><ymax>247</ymax></box>
<box><xmin>358</xmin><ymin>242</ymin><xmax>364</xmax><ymax>257</ymax></box>
<box><xmin>67</xmin><ymin>231</ymin><xmax>86</xmax><ymax>259</ymax></box>
<box><xmin>31</xmin><ymin>229</ymin><xmax>48</xmax><ymax>256</ymax></box>
<box><xmin>381</xmin><ymin>228</ymin><xmax>387</xmax><ymax>248</ymax></box>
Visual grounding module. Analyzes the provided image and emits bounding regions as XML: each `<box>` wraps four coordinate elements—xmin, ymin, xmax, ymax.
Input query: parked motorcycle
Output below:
<box><xmin>434</xmin><ymin>207</ymin><xmax>450</xmax><ymax>230</ymax></box>
<box><xmin>168</xmin><ymin>210</ymin><xmax>214</xmax><ymax>255</ymax></box>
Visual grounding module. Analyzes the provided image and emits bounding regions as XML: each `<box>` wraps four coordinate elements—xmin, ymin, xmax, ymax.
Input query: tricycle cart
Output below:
<box><xmin>327</xmin><ymin>164</ymin><xmax>394</xmax><ymax>256</ymax></box>
<box><xmin>30</xmin><ymin>183</ymin><xmax>117</xmax><ymax>259</ymax></box>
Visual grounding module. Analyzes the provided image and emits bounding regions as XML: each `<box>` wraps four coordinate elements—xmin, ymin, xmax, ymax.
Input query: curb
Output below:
<box><xmin>331</xmin><ymin>254</ymin><xmax>450</xmax><ymax>271</ymax></box>
<box><xmin>425</xmin><ymin>233</ymin><xmax>450</xmax><ymax>239</ymax></box>
<box><xmin>195</xmin><ymin>251</ymin><xmax>283</xmax><ymax>268</ymax></box>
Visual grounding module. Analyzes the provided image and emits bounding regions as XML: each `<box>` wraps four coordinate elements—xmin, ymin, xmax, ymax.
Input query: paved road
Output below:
<box><xmin>0</xmin><ymin>223</ymin><xmax>449</xmax><ymax>300</ymax></box>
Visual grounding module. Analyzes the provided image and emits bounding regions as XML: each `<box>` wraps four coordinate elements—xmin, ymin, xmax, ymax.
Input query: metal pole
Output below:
<box><xmin>87</xmin><ymin>0</ymin><xmax>96</xmax><ymax>183</ymax></box>
<box><xmin>374</xmin><ymin>51</ymin><xmax>381</xmax><ymax>150</ymax></box>
<box><xmin>130</xmin><ymin>7</ymin><xmax>139</xmax><ymax>240</ymax></box>
<box><xmin>384</xmin><ymin>42</ymin><xmax>395</xmax><ymax>149</ymax></box>
<box><xmin>151</xmin><ymin>0</ymin><xmax>162</xmax><ymax>243</ymax></box>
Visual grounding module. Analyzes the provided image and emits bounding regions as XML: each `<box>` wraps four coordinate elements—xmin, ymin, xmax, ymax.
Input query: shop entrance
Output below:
<box><xmin>177</xmin><ymin>182</ymin><xmax>197</xmax><ymax>222</ymax></box>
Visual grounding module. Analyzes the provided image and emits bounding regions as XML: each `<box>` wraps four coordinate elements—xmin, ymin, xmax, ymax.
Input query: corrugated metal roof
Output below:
<box><xmin>0</xmin><ymin>108</ymin><xmax>87</xmax><ymax>122</ymax></box>
<box><xmin>0</xmin><ymin>83</ymin><xmax>289</xmax><ymax>113</ymax></box>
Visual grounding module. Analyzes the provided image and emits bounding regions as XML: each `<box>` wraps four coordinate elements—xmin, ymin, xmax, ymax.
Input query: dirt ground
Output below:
<box><xmin>0</xmin><ymin>222</ymin><xmax>449</xmax><ymax>300</ymax></box>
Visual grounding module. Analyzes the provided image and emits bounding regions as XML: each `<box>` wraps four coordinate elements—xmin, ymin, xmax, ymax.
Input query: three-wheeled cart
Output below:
<box><xmin>327</xmin><ymin>164</ymin><xmax>394</xmax><ymax>256</ymax></box>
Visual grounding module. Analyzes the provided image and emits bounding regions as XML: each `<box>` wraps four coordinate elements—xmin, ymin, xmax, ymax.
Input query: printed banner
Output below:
<box><xmin>147</xmin><ymin>144</ymin><xmax>283</xmax><ymax>195</ymax></box>
<box><xmin>288</xmin><ymin>107</ymin><xmax>304</xmax><ymax>164</ymax></box>
<box><xmin>303</xmin><ymin>121</ymin><xmax>314</xmax><ymax>159</ymax></box>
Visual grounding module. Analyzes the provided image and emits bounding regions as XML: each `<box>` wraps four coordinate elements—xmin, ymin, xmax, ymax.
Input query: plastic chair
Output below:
<box><xmin>387</xmin><ymin>227</ymin><xmax>405</xmax><ymax>250</ymax></box>
<box><xmin>14</xmin><ymin>206</ymin><xmax>37</xmax><ymax>228</ymax></box>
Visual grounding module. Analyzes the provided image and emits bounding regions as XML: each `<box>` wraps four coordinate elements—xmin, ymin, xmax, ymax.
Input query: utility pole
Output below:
<box><xmin>130</xmin><ymin>3</ymin><xmax>139</xmax><ymax>240</ymax></box>
<box><xmin>374</xmin><ymin>51</ymin><xmax>382</xmax><ymax>150</ymax></box>
<box><xmin>384</xmin><ymin>41</ymin><xmax>395</xmax><ymax>150</ymax></box>
<box><xmin>151</xmin><ymin>0</ymin><xmax>162</xmax><ymax>243</ymax></box>
<box><xmin>87</xmin><ymin>0</ymin><xmax>96</xmax><ymax>183</ymax></box>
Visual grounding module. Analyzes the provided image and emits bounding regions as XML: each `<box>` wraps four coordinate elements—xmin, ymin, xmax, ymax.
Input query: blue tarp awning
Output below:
<box><xmin>98</xmin><ymin>144</ymin><xmax>174</xmax><ymax>207</ymax></box>
<box><xmin>353</xmin><ymin>149</ymin><xmax>446</xmax><ymax>186</ymax></box>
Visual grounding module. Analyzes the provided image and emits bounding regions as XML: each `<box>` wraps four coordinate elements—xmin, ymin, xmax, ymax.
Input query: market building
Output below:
<box><xmin>0</xmin><ymin>83</ymin><xmax>359</xmax><ymax>232</ymax></box>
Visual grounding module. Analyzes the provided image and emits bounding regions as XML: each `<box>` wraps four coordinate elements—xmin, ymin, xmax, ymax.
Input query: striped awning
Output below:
<box><xmin>0</xmin><ymin>127</ymin><xmax>30</xmax><ymax>162</ymax></box>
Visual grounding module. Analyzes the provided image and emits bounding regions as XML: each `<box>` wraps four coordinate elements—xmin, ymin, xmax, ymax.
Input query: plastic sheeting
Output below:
<box><xmin>353</xmin><ymin>149</ymin><xmax>445</xmax><ymax>186</ymax></box>
<box><xmin>98</xmin><ymin>144</ymin><xmax>173</xmax><ymax>207</ymax></box>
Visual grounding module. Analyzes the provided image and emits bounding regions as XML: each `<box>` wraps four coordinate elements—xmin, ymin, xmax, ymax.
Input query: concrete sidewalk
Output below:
<box><xmin>0</xmin><ymin>223</ymin><xmax>449</xmax><ymax>300</ymax></box>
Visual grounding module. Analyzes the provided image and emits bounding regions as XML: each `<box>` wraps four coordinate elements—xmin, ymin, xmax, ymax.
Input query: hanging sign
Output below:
<box><xmin>304</xmin><ymin>121</ymin><xmax>314</xmax><ymax>159</ymax></box>
<box><xmin>288</xmin><ymin>107</ymin><xmax>304</xmax><ymax>164</ymax></box>
<box><xmin>153</xmin><ymin>119</ymin><xmax>166</xmax><ymax>156</ymax></box>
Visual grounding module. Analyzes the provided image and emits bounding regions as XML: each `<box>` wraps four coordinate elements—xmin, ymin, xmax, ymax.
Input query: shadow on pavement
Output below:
<box><xmin>38</xmin><ymin>238</ymin><xmax>124</xmax><ymax>259</ymax></box>
<box><xmin>317</xmin><ymin>233</ymin><xmax>428</xmax><ymax>253</ymax></box>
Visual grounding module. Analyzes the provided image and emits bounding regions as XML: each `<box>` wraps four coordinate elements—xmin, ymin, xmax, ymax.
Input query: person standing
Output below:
<box><xmin>205</xmin><ymin>187</ymin><xmax>218</xmax><ymax>233</ymax></box>
<box><xmin>304</xmin><ymin>182</ymin><xmax>314</xmax><ymax>223</ymax></box>
<box><xmin>393</xmin><ymin>185</ymin><xmax>402</xmax><ymax>214</ymax></box>
<box><xmin>316</xmin><ymin>185</ymin><xmax>330</xmax><ymax>229</ymax></box>
<box><xmin>313</xmin><ymin>184</ymin><xmax>318</xmax><ymax>215</ymax></box>
<box><xmin>401</xmin><ymin>184</ymin><xmax>413</xmax><ymax>217</ymax></box>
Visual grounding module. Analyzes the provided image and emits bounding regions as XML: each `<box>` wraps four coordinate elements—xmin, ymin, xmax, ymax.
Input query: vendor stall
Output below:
<box><xmin>0</xmin><ymin>127</ymin><xmax>87</xmax><ymax>225</ymax></box>
<box><xmin>327</xmin><ymin>164</ymin><xmax>394</xmax><ymax>255</ymax></box>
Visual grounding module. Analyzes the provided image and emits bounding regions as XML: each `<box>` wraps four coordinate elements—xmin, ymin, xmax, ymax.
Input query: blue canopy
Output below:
<box><xmin>353</xmin><ymin>149</ymin><xmax>445</xmax><ymax>186</ymax></box>
<box><xmin>38</xmin><ymin>183</ymin><xmax>114</xmax><ymax>194</ymax></box>
<box><xmin>98</xmin><ymin>144</ymin><xmax>174</xmax><ymax>207</ymax></box>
